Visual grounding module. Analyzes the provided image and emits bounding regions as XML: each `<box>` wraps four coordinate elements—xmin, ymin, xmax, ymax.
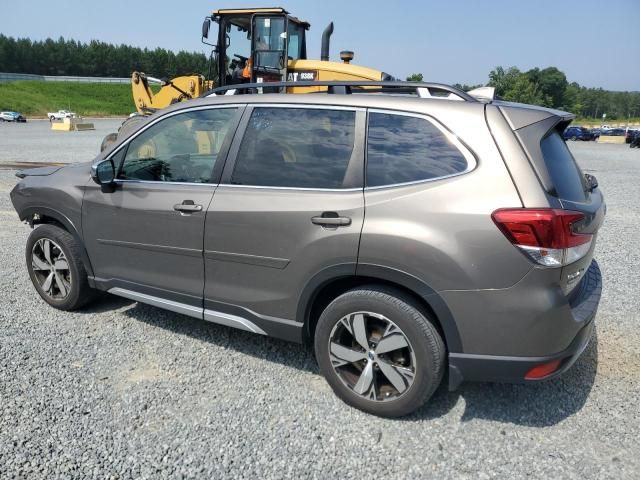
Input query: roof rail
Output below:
<box><xmin>202</xmin><ymin>81</ymin><xmax>478</xmax><ymax>102</ymax></box>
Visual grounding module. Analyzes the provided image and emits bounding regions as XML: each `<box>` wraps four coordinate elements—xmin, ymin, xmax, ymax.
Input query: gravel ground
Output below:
<box><xmin>0</xmin><ymin>134</ymin><xmax>638</xmax><ymax>478</ymax></box>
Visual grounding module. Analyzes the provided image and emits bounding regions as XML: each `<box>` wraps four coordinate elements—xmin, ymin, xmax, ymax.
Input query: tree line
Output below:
<box><xmin>0</xmin><ymin>34</ymin><xmax>208</xmax><ymax>79</ymax></box>
<box><xmin>408</xmin><ymin>68</ymin><xmax>640</xmax><ymax>121</ymax></box>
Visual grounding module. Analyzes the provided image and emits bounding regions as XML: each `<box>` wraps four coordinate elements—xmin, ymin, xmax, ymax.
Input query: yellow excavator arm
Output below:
<box><xmin>131</xmin><ymin>72</ymin><xmax>213</xmax><ymax>114</ymax></box>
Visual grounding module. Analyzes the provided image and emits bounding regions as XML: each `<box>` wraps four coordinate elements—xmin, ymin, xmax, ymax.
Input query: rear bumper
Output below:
<box><xmin>448</xmin><ymin>259</ymin><xmax>601</xmax><ymax>389</ymax></box>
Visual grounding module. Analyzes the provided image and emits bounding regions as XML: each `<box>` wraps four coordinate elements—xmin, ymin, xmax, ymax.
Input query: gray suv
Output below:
<box><xmin>11</xmin><ymin>82</ymin><xmax>604</xmax><ymax>417</ymax></box>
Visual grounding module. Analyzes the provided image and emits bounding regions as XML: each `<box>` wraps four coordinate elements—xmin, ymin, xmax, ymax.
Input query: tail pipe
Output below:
<box><xmin>321</xmin><ymin>22</ymin><xmax>334</xmax><ymax>61</ymax></box>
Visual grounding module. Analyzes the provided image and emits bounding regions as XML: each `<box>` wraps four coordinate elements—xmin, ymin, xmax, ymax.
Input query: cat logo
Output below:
<box><xmin>287</xmin><ymin>71</ymin><xmax>317</xmax><ymax>82</ymax></box>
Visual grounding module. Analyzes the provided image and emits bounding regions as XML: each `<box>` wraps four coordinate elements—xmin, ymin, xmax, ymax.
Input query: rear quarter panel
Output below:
<box><xmin>358</xmin><ymin>102</ymin><xmax>531</xmax><ymax>293</ymax></box>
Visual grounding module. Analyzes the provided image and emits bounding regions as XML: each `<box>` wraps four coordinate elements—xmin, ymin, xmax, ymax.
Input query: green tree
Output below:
<box><xmin>406</xmin><ymin>73</ymin><xmax>423</xmax><ymax>82</ymax></box>
<box><xmin>503</xmin><ymin>75</ymin><xmax>545</xmax><ymax>105</ymax></box>
<box><xmin>487</xmin><ymin>66</ymin><xmax>521</xmax><ymax>97</ymax></box>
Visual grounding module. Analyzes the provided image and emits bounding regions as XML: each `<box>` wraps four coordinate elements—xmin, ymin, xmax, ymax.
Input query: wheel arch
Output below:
<box><xmin>298</xmin><ymin>263</ymin><xmax>463</xmax><ymax>352</ymax></box>
<box><xmin>20</xmin><ymin>206</ymin><xmax>95</xmax><ymax>278</ymax></box>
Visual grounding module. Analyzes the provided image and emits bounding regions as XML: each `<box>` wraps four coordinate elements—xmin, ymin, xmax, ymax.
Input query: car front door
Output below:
<box><xmin>82</xmin><ymin>106</ymin><xmax>243</xmax><ymax>311</ymax></box>
<box><xmin>202</xmin><ymin>105</ymin><xmax>365</xmax><ymax>340</ymax></box>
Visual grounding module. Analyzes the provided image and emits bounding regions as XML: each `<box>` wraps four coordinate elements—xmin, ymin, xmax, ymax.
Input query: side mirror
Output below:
<box><xmin>202</xmin><ymin>18</ymin><xmax>210</xmax><ymax>39</ymax></box>
<box><xmin>92</xmin><ymin>159</ymin><xmax>116</xmax><ymax>192</ymax></box>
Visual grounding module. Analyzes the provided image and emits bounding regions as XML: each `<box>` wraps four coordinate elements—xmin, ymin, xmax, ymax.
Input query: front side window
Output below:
<box><xmin>119</xmin><ymin>108</ymin><xmax>237</xmax><ymax>183</ymax></box>
<box><xmin>231</xmin><ymin>107</ymin><xmax>356</xmax><ymax>189</ymax></box>
<box><xmin>366</xmin><ymin>112</ymin><xmax>468</xmax><ymax>187</ymax></box>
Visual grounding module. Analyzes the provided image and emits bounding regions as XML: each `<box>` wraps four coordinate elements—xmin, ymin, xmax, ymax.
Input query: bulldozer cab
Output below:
<box><xmin>203</xmin><ymin>8</ymin><xmax>309</xmax><ymax>87</ymax></box>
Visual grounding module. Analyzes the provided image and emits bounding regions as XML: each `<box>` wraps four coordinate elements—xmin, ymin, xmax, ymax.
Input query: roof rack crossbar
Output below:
<box><xmin>203</xmin><ymin>81</ymin><xmax>477</xmax><ymax>102</ymax></box>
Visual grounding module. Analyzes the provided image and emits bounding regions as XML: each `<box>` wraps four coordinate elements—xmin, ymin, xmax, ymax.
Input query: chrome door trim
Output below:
<box><xmin>204</xmin><ymin>310</ymin><xmax>267</xmax><ymax>335</ymax></box>
<box><xmin>109</xmin><ymin>287</ymin><xmax>202</xmax><ymax>319</ymax></box>
<box><xmin>107</xmin><ymin>287</ymin><xmax>268</xmax><ymax>335</ymax></box>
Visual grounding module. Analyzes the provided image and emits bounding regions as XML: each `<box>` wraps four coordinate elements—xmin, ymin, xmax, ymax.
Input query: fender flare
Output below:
<box><xmin>20</xmin><ymin>206</ymin><xmax>95</xmax><ymax>278</ymax></box>
<box><xmin>297</xmin><ymin>263</ymin><xmax>463</xmax><ymax>352</ymax></box>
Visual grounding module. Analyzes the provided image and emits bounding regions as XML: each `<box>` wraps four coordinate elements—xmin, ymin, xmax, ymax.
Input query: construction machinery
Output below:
<box><xmin>101</xmin><ymin>7</ymin><xmax>392</xmax><ymax>150</ymax></box>
<box><xmin>131</xmin><ymin>7</ymin><xmax>391</xmax><ymax>113</ymax></box>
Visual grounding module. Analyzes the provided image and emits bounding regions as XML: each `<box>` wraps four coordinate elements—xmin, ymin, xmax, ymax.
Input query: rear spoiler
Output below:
<box><xmin>467</xmin><ymin>86</ymin><xmax>496</xmax><ymax>102</ymax></box>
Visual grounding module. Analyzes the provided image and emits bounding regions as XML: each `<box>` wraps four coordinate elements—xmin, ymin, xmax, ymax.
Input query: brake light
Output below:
<box><xmin>491</xmin><ymin>209</ymin><xmax>592</xmax><ymax>267</ymax></box>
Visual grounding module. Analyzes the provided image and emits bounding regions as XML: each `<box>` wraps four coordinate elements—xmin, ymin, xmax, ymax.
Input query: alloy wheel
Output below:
<box><xmin>31</xmin><ymin>238</ymin><xmax>71</xmax><ymax>299</ymax></box>
<box><xmin>328</xmin><ymin>312</ymin><xmax>417</xmax><ymax>402</ymax></box>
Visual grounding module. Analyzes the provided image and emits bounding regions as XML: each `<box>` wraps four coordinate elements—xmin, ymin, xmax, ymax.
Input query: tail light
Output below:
<box><xmin>491</xmin><ymin>208</ymin><xmax>592</xmax><ymax>267</ymax></box>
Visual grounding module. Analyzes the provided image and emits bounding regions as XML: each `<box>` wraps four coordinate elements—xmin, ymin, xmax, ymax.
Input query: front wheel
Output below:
<box><xmin>314</xmin><ymin>287</ymin><xmax>446</xmax><ymax>417</ymax></box>
<box><xmin>26</xmin><ymin>224</ymin><xmax>97</xmax><ymax>311</ymax></box>
<box><xmin>49</xmin><ymin>116</ymin><xmax>55</xmax><ymax>121</ymax></box>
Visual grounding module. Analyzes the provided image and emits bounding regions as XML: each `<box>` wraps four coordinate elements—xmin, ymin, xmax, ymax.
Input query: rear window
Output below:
<box><xmin>540</xmin><ymin>132</ymin><xmax>588</xmax><ymax>202</ymax></box>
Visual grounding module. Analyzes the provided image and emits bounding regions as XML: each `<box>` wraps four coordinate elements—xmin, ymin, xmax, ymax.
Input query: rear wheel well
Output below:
<box><xmin>304</xmin><ymin>276</ymin><xmax>447</xmax><ymax>348</ymax></box>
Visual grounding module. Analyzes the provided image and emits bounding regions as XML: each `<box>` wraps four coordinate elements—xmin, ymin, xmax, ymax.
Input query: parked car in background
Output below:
<box><xmin>0</xmin><ymin>111</ymin><xmax>27</xmax><ymax>122</ymax></box>
<box><xmin>625</xmin><ymin>129</ymin><xmax>639</xmax><ymax>144</ymax></box>
<box><xmin>630</xmin><ymin>132</ymin><xmax>640</xmax><ymax>148</ymax></box>
<box><xmin>563</xmin><ymin>126</ymin><xmax>594</xmax><ymax>141</ymax></box>
<box><xmin>590</xmin><ymin>128</ymin><xmax>601</xmax><ymax>139</ymax></box>
<box><xmin>605</xmin><ymin>128</ymin><xmax>626</xmax><ymax>137</ymax></box>
<box><xmin>47</xmin><ymin>110</ymin><xmax>76</xmax><ymax>121</ymax></box>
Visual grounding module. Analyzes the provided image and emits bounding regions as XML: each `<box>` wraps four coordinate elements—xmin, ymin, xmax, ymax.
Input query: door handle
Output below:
<box><xmin>311</xmin><ymin>212</ymin><xmax>352</xmax><ymax>227</ymax></box>
<box><xmin>174</xmin><ymin>201</ymin><xmax>203</xmax><ymax>213</ymax></box>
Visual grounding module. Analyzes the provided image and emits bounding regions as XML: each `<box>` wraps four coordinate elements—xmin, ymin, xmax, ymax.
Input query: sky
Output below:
<box><xmin>1</xmin><ymin>0</ymin><xmax>638</xmax><ymax>91</ymax></box>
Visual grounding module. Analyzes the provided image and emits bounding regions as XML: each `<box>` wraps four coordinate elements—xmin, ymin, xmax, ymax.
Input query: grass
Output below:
<box><xmin>575</xmin><ymin>117</ymin><xmax>640</xmax><ymax>127</ymax></box>
<box><xmin>0</xmin><ymin>80</ymin><xmax>138</xmax><ymax>117</ymax></box>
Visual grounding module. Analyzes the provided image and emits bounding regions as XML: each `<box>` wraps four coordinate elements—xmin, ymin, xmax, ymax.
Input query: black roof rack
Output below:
<box><xmin>202</xmin><ymin>81</ymin><xmax>477</xmax><ymax>102</ymax></box>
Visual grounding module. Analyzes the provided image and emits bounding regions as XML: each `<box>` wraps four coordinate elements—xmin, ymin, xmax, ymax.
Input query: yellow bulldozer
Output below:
<box><xmin>102</xmin><ymin>7</ymin><xmax>391</xmax><ymax>150</ymax></box>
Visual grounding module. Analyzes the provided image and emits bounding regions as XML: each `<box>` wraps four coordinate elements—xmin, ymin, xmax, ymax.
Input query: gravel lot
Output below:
<box><xmin>0</xmin><ymin>126</ymin><xmax>638</xmax><ymax>478</ymax></box>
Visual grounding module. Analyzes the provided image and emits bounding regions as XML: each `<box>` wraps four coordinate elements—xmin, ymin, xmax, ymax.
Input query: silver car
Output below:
<box><xmin>11</xmin><ymin>82</ymin><xmax>604</xmax><ymax>417</ymax></box>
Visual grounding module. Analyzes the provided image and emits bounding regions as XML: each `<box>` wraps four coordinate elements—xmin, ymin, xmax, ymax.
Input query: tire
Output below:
<box><xmin>314</xmin><ymin>286</ymin><xmax>446</xmax><ymax>417</ymax></box>
<box><xmin>631</xmin><ymin>143</ymin><xmax>637</xmax><ymax>149</ymax></box>
<box><xmin>571</xmin><ymin>136</ymin><xmax>578</xmax><ymax>141</ymax></box>
<box><xmin>49</xmin><ymin>116</ymin><xmax>55</xmax><ymax>122</ymax></box>
<box><xmin>25</xmin><ymin>224</ymin><xmax>97</xmax><ymax>311</ymax></box>
<box><xmin>100</xmin><ymin>132</ymin><xmax>118</xmax><ymax>152</ymax></box>
<box><xmin>117</xmin><ymin>114</ymin><xmax>148</xmax><ymax>138</ymax></box>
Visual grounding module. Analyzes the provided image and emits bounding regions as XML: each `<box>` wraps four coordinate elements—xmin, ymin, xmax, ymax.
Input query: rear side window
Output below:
<box><xmin>366</xmin><ymin>112</ymin><xmax>468</xmax><ymax>187</ymax></box>
<box><xmin>231</xmin><ymin>107</ymin><xmax>356</xmax><ymax>189</ymax></box>
<box><xmin>540</xmin><ymin>132</ymin><xmax>587</xmax><ymax>202</ymax></box>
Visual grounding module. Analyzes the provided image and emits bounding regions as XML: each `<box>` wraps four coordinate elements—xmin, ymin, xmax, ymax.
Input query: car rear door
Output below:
<box><xmin>202</xmin><ymin>104</ymin><xmax>365</xmax><ymax>340</ymax></box>
<box><xmin>82</xmin><ymin>106</ymin><xmax>243</xmax><ymax>310</ymax></box>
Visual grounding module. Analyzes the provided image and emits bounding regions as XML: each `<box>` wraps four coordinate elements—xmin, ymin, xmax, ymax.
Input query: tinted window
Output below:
<box><xmin>119</xmin><ymin>108</ymin><xmax>237</xmax><ymax>183</ymax></box>
<box><xmin>231</xmin><ymin>107</ymin><xmax>356</xmax><ymax>188</ymax></box>
<box><xmin>367</xmin><ymin>113</ymin><xmax>468</xmax><ymax>187</ymax></box>
<box><xmin>540</xmin><ymin>132</ymin><xmax>587</xmax><ymax>202</ymax></box>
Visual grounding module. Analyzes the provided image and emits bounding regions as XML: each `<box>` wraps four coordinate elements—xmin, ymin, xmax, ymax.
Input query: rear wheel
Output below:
<box><xmin>571</xmin><ymin>135</ymin><xmax>578</xmax><ymax>141</ymax></box>
<box><xmin>26</xmin><ymin>224</ymin><xmax>97</xmax><ymax>311</ymax></box>
<box><xmin>314</xmin><ymin>287</ymin><xmax>445</xmax><ymax>417</ymax></box>
<box><xmin>49</xmin><ymin>115</ymin><xmax>55</xmax><ymax>122</ymax></box>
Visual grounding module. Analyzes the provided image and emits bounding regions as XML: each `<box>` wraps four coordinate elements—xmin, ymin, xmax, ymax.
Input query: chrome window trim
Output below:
<box><xmin>217</xmin><ymin>184</ymin><xmax>362</xmax><ymax>192</ymax></box>
<box><xmin>114</xmin><ymin>179</ymin><xmax>217</xmax><ymax>187</ymax></box>
<box><xmin>364</xmin><ymin>108</ymin><xmax>478</xmax><ymax>191</ymax></box>
<box><xmin>247</xmin><ymin>103</ymin><xmax>366</xmax><ymax>112</ymax></box>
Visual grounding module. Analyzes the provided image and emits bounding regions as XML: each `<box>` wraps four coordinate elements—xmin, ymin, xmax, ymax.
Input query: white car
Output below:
<box><xmin>48</xmin><ymin>110</ymin><xmax>76</xmax><ymax>121</ymax></box>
